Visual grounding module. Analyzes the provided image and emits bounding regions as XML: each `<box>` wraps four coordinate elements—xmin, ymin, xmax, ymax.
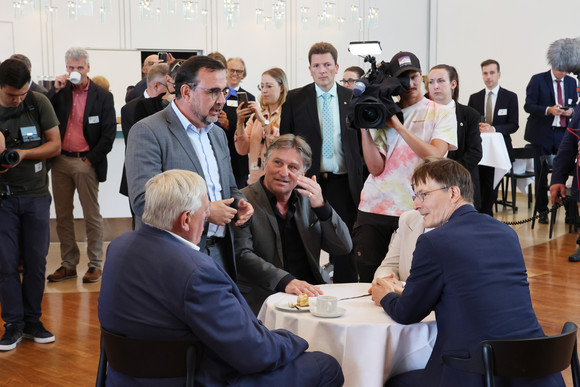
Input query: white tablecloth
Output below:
<box><xmin>478</xmin><ymin>132</ymin><xmax>512</xmax><ymax>187</ymax></box>
<box><xmin>512</xmin><ymin>157</ymin><xmax>535</xmax><ymax>194</ymax></box>
<box><xmin>257</xmin><ymin>283</ymin><xmax>437</xmax><ymax>387</ymax></box>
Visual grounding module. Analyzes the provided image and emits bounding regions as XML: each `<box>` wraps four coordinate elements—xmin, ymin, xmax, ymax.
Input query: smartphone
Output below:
<box><xmin>560</xmin><ymin>106</ymin><xmax>572</xmax><ymax>111</ymax></box>
<box><xmin>157</xmin><ymin>52</ymin><xmax>168</xmax><ymax>62</ymax></box>
<box><xmin>237</xmin><ymin>91</ymin><xmax>248</xmax><ymax>107</ymax></box>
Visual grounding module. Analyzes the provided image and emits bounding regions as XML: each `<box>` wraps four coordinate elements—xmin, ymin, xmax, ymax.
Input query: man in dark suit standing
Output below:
<box><xmin>372</xmin><ymin>158</ymin><xmax>563</xmax><ymax>387</ymax></box>
<box><xmin>468</xmin><ymin>59</ymin><xmax>519</xmax><ymax>216</ymax></box>
<box><xmin>125</xmin><ymin>54</ymin><xmax>162</xmax><ymax>103</ymax></box>
<box><xmin>280</xmin><ymin>42</ymin><xmax>363</xmax><ymax>282</ymax></box>
<box><xmin>524</xmin><ymin>68</ymin><xmax>577</xmax><ymax>223</ymax></box>
<box><xmin>46</xmin><ymin>47</ymin><xmax>116</xmax><ymax>284</ymax></box>
<box><xmin>125</xmin><ymin>56</ymin><xmax>254</xmax><ymax>281</ymax></box>
<box><xmin>221</xmin><ymin>57</ymin><xmax>255</xmax><ymax>188</ymax></box>
<box><xmin>99</xmin><ymin>169</ymin><xmax>344</xmax><ymax>386</ymax></box>
<box><xmin>234</xmin><ymin>134</ymin><xmax>352</xmax><ymax>313</ymax></box>
<box><xmin>9</xmin><ymin>54</ymin><xmax>48</xmax><ymax>95</ymax></box>
<box><xmin>119</xmin><ymin>63</ymin><xmax>169</xmax><ymax>203</ymax></box>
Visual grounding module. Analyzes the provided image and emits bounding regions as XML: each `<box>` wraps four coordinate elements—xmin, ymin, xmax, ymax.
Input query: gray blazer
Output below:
<box><xmin>125</xmin><ymin>103</ymin><xmax>245</xmax><ymax>277</ymax></box>
<box><xmin>234</xmin><ymin>181</ymin><xmax>352</xmax><ymax>311</ymax></box>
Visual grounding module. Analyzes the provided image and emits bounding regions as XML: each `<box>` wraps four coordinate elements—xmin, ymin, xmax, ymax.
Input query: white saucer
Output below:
<box><xmin>275</xmin><ymin>300</ymin><xmax>311</xmax><ymax>312</ymax></box>
<box><xmin>310</xmin><ymin>307</ymin><xmax>346</xmax><ymax>318</ymax></box>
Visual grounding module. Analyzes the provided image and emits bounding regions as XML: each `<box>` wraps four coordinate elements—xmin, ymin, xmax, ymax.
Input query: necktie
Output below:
<box><xmin>556</xmin><ymin>80</ymin><xmax>566</xmax><ymax>127</ymax></box>
<box><xmin>321</xmin><ymin>93</ymin><xmax>334</xmax><ymax>159</ymax></box>
<box><xmin>485</xmin><ymin>91</ymin><xmax>493</xmax><ymax>124</ymax></box>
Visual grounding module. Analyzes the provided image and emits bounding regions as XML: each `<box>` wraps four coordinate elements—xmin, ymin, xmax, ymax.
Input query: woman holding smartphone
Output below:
<box><xmin>428</xmin><ymin>64</ymin><xmax>482</xmax><ymax>208</ymax></box>
<box><xmin>234</xmin><ymin>67</ymin><xmax>288</xmax><ymax>184</ymax></box>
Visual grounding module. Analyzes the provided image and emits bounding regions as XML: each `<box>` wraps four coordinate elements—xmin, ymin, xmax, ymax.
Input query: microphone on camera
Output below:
<box><xmin>547</xmin><ymin>37</ymin><xmax>580</xmax><ymax>75</ymax></box>
<box><xmin>352</xmin><ymin>78</ymin><xmax>370</xmax><ymax>97</ymax></box>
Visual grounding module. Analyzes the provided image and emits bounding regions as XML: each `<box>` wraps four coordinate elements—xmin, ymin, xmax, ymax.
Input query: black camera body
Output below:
<box><xmin>346</xmin><ymin>56</ymin><xmax>410</xmax><ymax>130</ymax></box>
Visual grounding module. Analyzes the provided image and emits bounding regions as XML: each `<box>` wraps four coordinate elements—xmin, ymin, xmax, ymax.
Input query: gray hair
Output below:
<box><xmin>227</xmin><ymin>57</ymin><xmax>247</xmax><ymax>77</ymax></box>
<box><xmin>265</xmin><ymin>134</ymin><xmax>312</xmax><ymax>172</ymax></box>
<box><xmin>147</xmin><ymin>63</ymin><xmax>169</xmax><ymax>85</ymax></box>
<box><xmin>65</xmin><ymin>47</ymin><xmax>89</xmax><ymax>64</ymax></box>
<box><xmin>142</xmin><ymin>170</ymin><xmax>207</xmax><ymax>231</ymax></box>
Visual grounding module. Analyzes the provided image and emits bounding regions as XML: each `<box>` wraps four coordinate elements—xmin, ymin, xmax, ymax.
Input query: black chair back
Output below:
<box><xmin>443</xmin><ymin>321</ymin><xmax>580</xmax><ymax>387</ymax></box>
<box><xmin>95</xmin><ymin>327</ymin><xmax>202</xmax><ymax>387</ymax></box>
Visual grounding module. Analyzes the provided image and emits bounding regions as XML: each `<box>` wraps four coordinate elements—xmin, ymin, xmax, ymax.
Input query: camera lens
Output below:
<box><xmin>362</xmin><ymin>107</ymin><xmax>379</xmax><ymax>122</ymax></box>
<box><xmin>0</xmin><ymin>149</ymin><xmax>20</xmax><ymax>166</ymax></box>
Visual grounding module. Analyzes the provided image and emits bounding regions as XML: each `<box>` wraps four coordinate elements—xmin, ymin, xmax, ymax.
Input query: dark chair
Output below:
<box><xmin>442</xmin><ymin>321</ymin><xmax>580</xmax><ymax>387</ymax></box>
<box><xmin>496</xmin><ymin>147</ymin><xmax>535</xmax><ymax>213</ymax></box>
<box><xmin>531</xmin><ymin>154</ymin><xmax>578</xmax><ymax>238</ymax></box>
<box><xmin>95</xmin><ymin>327</ymin><xmax>203</xmax><ymax>387</ymax></box>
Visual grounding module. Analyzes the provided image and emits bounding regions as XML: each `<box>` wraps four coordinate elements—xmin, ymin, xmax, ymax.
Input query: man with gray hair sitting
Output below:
<box><xmin>98</xmin><ymin>169</ymin><xmax>344</xmax><ymax>386</ymax></box>
<box><xmin>234</xmin><ymin>134</ymin><xmax>353</xmax><ymax>313</ymax></box>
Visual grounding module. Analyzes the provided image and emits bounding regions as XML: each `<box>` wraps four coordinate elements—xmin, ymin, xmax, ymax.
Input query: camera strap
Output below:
<box><xmin>0</xmin><ymin>92</ymin><xmax>40</xmax><ymax>128</ymax></box>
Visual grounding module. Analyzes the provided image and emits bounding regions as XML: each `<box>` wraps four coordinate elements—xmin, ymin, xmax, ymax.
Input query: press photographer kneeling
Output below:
<box><xmin>0</xmin><ymin>59</ymin><xmax>61</xmax><ymax>351</ymax></box>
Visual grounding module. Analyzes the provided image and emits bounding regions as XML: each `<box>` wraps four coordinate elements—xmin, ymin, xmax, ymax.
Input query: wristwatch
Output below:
<box><xmin>262</xmin><ymin>119</ymin><xmax>270</xmax><ymax>126</ymax></box>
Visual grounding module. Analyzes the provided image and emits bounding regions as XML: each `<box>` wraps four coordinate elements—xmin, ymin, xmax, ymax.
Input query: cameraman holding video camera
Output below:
<box><xmin>353</xmin><ymin>52</ymin><xmax>458</xmax><ymax>281</ymax></box>
<box><xmin>0</xmin><ymin>59</ymin><xmax>61</xmax><ymax>351</ymax></box>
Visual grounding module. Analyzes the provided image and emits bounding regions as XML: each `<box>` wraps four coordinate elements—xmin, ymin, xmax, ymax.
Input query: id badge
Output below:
<box><xmin>20</xmin><ymin>126</ymin><xmax>41</xmax><ymax>142</ymax></box>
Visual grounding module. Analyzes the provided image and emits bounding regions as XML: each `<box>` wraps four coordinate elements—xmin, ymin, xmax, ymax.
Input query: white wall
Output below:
<box><xmin>435</xmin><ymin>0</ymin><xmax>580</xmax><ymax>148</ymax></box>
<box><xmin>3</xmin><ymin>0</ymin><xmax>579</xmax><ymax>218</ymax></box>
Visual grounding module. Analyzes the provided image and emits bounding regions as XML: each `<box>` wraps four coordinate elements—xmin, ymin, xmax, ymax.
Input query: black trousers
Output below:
<box><xmin>319</xmin><ymin>172</ymin><xmax>359</xmax><ymax>283</ymax></box>
<box><xmin>352</xmin><ymin>210</ymin><xmax>399</xmax><ymax>283</ymax></box>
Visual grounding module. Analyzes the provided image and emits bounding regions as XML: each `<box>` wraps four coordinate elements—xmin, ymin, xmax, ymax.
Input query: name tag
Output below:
<box><xmin>568</xmin><ymin>98</ymin><xmax>574</xmax><ymax>105</ymax></box>
<box><xmin>498</xmin><ymin>109</ymin><xmax>507</xmax><ymax>116</ymax></box>
<box><xmin>226</xmin><ymin>100</ymin><xmax>238</xmax><ymax>108</ymax></box>
<box><xmin>88</xmin><ymin>116</ymin><xmax>100</xmax><ymax>124</ymax></box>
<box><xmin>35</xmin><ymin>162</ymin><xmax>43</xmax><ymax>173</ymax></box>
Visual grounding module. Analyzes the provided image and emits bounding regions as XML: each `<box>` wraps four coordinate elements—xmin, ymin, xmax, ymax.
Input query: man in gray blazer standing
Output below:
<box><xmin>125</xmin><ymin>56</ymin><xmax>254</xmax><ymax>280</ymax></box>
<box><xmin>234</xmin><ymin>134</ymin><xmax>352</xmax><ymax>313</ymax></box>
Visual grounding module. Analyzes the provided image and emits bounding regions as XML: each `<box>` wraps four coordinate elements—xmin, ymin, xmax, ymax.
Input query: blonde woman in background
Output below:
<box><xmin>235</xmin><ymin>67</ymin><xmax>288</xmax><ymax>184</ymax></box>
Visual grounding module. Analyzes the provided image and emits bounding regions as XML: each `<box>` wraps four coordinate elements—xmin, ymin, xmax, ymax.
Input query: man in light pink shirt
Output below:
<box><xmin>47</xmin><ymin>47</ymin><xmax>116</xmax><ymax>284</ymax></box>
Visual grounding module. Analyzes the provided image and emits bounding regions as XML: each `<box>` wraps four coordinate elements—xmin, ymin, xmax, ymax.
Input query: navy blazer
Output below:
<box><xmin>280</xmin><ymin>82</ymin><xmax>364</xmax><ymax>206</ymax></box>
<box><xmin>119</xmin><ymin>95</ymin><xmax>145</xmax><ymax>196</ymax></box>
<box><xmin>551</xmin><ymin>105</ymin><xmax>580</xmax><ymax>201</ymax></box>
<box><xmin>98</xmin><ymin>224</ymin><xmax>311</xmax><ymax>386</ymax></box>
<box><xmin>468</xmin><ymin>87</ymin><xmax>519</xmax><ymax>160</ymax></box>
<box><xmin>524</xmin><ymin>70</ymin><xmax>578</xmax><ymax>146</ymax></box>
<box><xmin>48</xmin><ymin>80</ymin><xmax>116</xmax><ymax>182</ymax></box>
<box><xmin>381</xmin><ymin>205</ymin><xmax>563</xmax><ymax>387</ymax></box>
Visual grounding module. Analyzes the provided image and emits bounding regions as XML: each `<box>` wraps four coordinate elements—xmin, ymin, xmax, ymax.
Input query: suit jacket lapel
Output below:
<box><xmin>208</xmin><ymin>128</ymin><xmax>230</xmax><ymax>198</ymax></box>
<box><xmin>544</xmin><ymin>71</ymin><xmax>555</xmax><ymax>102</ymax></box>
<box><xmin>164</xmin><ymin>106</ymin><xmax>204</xmax><ymax>175</ymax></box>
<box><xmin>82</xmin><ymin>83</ymin><xmax>97</xmax><ymax>134</ymax></box>
<box><xmin>306</xmin><ymin>83</ymin><xmax>321</xmax><ymax>134</ymax></box>
<box><xmin>254</xmin><ymin>183</ymin><xmax>284</xmax><ymax>265</ymax></box>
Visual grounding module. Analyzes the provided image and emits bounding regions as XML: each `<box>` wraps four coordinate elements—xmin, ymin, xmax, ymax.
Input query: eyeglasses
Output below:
<box><xmin>227</xmin><ymin>69</ymin><xmax>244</xmax><ymax>75</ymax></box>
<box><xmin>257</xmin><ymin>83</ymin><xmax>280</xmax><ymax>91</ymax></box>
<box><xmin>187</xmin><ymin>83</ymin><xmax>230</xmax><ymax>100</ymax></box>
<box><xmin>339</xmin><ymin>78</ymin><xmax>358</xmax><ymax>86</ymax></box>
<box><xmin>412</xmin><ymin>186</ymin><xmax>449</xmax><ymax>203</ymax></box>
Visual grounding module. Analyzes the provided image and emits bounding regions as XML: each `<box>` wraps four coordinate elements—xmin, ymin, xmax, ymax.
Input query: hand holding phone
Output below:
<box><xmin>237</xmin><ymin>91</ymin><xmax>248</xmax><ymax>107</ymax></box>
<box><xmin>158</xmin><ymin>52</ymin><xmax>168</xmax><ymax>63</ymax></box>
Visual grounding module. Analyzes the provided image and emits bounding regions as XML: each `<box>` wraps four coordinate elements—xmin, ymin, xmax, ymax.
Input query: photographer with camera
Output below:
<box><xmin>0</xmin><ymin>59</ymin><xmax>61</xmax><ymax>351</ymax></box>
<box><xmin>353</xmin><ymin>52</ymin><xmax>457</xmax><ymax>282</ymax></box>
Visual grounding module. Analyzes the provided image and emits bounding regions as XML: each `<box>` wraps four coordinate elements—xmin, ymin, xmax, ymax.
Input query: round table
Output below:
<box><xmin>257</xmin><ymin>283</ymin><xmax>437</xmax><ymax>387</ymax></box>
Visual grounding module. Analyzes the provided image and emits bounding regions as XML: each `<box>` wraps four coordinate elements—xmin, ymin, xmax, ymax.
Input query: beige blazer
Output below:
<box><xmin>374</xmin><ymin>210</ymin><xmax>425</xmax><ymax>281</ymax></box>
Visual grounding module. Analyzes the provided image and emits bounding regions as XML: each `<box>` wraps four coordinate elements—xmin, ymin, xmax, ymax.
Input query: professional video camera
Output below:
<box><xmin>346</xmin><ymin>41</ymin><xmax>411</xmax><ymax>130</ymax></box>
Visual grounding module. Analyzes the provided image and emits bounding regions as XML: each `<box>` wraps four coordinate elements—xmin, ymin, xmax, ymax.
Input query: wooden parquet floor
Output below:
<box><xmin>1</xmin><ymin>200</ymin><xmax>580</xmax><ymax>386</ymax></box>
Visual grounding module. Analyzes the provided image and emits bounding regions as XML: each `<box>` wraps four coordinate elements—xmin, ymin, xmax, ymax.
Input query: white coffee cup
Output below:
<box><xmin>69</xmin><ymin>71</ymin><xmax>82</xmax><ymax>85</ymax></box>
<box><xmin>315</xmin><ymin>295</ymin><xmax>338</xmax><ymax>314</ymax></box>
